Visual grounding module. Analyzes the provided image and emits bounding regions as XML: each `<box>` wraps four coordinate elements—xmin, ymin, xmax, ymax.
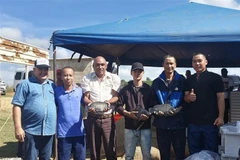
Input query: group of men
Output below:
<box><xmin>12</xmin><ymin>53</ymin><xmax>226</xmax><ymax>160</ymax></box>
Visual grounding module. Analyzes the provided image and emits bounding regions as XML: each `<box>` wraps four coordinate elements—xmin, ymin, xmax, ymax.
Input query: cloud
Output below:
<box><xmin>0</xmin><ymin>12</ymin><xmax>34</xmax><ymax>31</ymax></box>
<box><xmin>54</xmin><ymin>47</ymin><xmax>72</xmax><ymax>59</ymax></box>
<box><xmin>24</xmin><ymin>37</ymin><xmax>49</xmax><ymax>49</ymax></box>
<box><xmin>0</xmin><ymin>27</ymin><xmax>22</xmax><ymax>40</ymax></box>
<box><xmin>0</xmin><ymin>27</ymin><xmax>50</xmax><ymax>49</ymax></box>
<box><xmin>190</xmin><ymin>0</ymin><xmax>240</xmax><ymax>10</ymax></box>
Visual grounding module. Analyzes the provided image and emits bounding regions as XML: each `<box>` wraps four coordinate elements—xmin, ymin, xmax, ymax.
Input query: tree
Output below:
<box><xmin>121</xmin><ymin>79</ymin><xmax>128</xmax><ymax>87</ymax></box>
<box><xmin>144</xmin><ymin>77</ymin><xmax>152</xmax><ymax>86</ymax></box>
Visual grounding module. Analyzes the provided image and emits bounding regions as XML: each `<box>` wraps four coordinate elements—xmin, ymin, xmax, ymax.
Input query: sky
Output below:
<box><xmin>1</xmin><ymin>0</ymin><xmax>240</xmax><ymax>85</ymax></box>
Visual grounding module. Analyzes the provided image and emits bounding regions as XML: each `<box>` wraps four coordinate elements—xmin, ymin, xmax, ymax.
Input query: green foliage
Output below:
<box><xmin>121</xmin><ymin>79</ymin><xmax>128</xmax><ymax>87</ymax></box>
<box><xmin>143</xmin><ymin>77</ymin><xmax>152</xmax><ymax>86</ymax></box>
<box><xmin>121</xmin><ymin>77</ymin><xmax>153</xmax><ymax>87</ymax></box>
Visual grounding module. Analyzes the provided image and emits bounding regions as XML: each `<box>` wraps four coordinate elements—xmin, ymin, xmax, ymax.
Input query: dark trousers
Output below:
<box><xmin>58</xmin><ymin>136</ymin><xmax>86</xmax><ymax>160</ymax></box>
<box><xmin>24</xmin><ymin>132</ymin><xmax>54</xmax><ymax>160</ymax></box>
<box><xmin>17</xmin><ymin>141</ymin><xmax>24</xmax><ymax>158</ymax></box>
<box><xmin>187</xmin><ymin>124</ymin><xmax>219</xmax><ymax>155</ymax></box>
<box><xmin>156</xmin><ymin>128</ymin><xmax>186</xmax><ymax>160</ymax></box>
<box><xmin>86</xmin><ymin>115</ymin><xmax>116</xmax><ymax>160</ymax></box>
<box><xmin>224</xmin><ymin>98</ymin><xmax>230</xmax><ymax>123</ymax></box>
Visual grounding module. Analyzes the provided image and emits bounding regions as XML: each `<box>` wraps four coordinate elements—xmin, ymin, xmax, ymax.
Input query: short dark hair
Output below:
<box><xmin>61</xmin><ymin>66</ymin><xmax>74</xmax><ymax>73</ymax></box>
<box><xmin>192</xmin><ymin>52</ymin><xmax>207</xmax><ymax>59</ymax></box>
<box><xmin>163</xmin><ymin>55</ymin><xmax>176</xmax><ymax>63</ymax></box>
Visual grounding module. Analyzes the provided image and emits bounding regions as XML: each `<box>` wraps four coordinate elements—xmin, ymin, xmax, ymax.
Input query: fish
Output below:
<box><xmin>149</xmin><ymin>104</ymin><xmax>180</xmax><ymax>116</ymax></box>
<box><xmin>89</xmin><ymin>102</ymin><xmax>109</xmax><ymax>113</ymax></box>
<box><xmin>133</xmin><ymin>106</ymin><xmax>151</xmax><ymax>119</ymax></box>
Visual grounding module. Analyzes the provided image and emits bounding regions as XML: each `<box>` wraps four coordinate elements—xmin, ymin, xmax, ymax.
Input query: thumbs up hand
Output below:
<box><xmin>188</xmin><ymin>89</ymin><xmax>196</xmax><ymax>102</ymax></box>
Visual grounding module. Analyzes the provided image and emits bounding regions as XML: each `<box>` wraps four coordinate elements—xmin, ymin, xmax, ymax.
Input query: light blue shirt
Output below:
<box><xmin>12</xmin><ymin>76</ymin><xmax>56</xmax><ymax>136</ymax></box>
<box><xmin>55</xmin><ymin>85</ymin><xmax>85</xmax><ymax>138</ymax></box>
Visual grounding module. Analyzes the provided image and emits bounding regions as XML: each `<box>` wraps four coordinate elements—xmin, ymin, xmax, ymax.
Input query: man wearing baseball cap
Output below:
<box><xmin>116</xmin><ymin>62</ymin><xmax>154</xmax><ymax>160</ymax></box>
<box><xmin>12</xmin><ymin>58</ymin><xmax>56</xmax><ymax>160</ymax></box>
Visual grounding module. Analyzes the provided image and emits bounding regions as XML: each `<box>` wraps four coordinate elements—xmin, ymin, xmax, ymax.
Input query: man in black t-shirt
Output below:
<box><xmin>184</xmin><ymin>53</ymin><xmax>225</xmax><ymax>155</ymax></box>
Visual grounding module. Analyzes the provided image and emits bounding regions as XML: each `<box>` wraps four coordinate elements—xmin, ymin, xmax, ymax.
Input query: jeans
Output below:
<box><xmin>58</xmin><ymin>136</ymin><xmax>86</xmax><ymax>160</ymax></box>
<box><xmin>156</xmin><ymin>128</ymin><xmax>186</xmax><ymax>160</ymax></box>
<box><xmin>24</xmin><ymin>132</ymin><xmax>54</xmax><ymax>160</ymax></box>
<box><xmin>187</xmin><ymin>124</ymin><xmax>219</xmax><ymax>155</ymax></box>
<box><xmin>124</xmin><ymin>129</ymin><xmax>151</xmax><ymax>160</ymax></box>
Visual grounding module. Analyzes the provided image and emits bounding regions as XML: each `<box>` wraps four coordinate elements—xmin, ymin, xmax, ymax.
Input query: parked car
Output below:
<box><xmin>13</xmin><ymin>70</ymin><xmax>33</xmax><ymax>92</ymax></box>
<box><xmin>0</xmin><ymin>81</ymin><xmax>6</xmax><ymax>95</ymax></box>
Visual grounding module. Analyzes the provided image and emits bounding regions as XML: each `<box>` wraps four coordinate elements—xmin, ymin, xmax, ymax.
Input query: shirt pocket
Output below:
<box><xmin>103</xmin><ymin>83</ymin><xmax>112</xmax><ymax>93</ymax></box>
<box><xmin>49</xmin><ymin>89</ymin><xmax>54</xmax><ymax>95</ymax></box>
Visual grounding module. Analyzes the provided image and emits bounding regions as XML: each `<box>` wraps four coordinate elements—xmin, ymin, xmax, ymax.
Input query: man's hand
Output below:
<box><xmin>188</xmin><ymin>89</ymin><xmax>196</xmax><ymax>102</ymax></box>
<box><xmin>139</xmin><ymin>114</ymin><xmax>149</xmax><ymax>120</ymax></box>
<box><xmin>15</xmin><ymin>127</ymin><xmax>25</xmax><ymax>142</ymax></box>
<box><xmin>154</xmin><ymin>111</ymin><xmax>165</xmax><ymax>116</ymax></box>
<box><xmin>103</xmin><ymin>100</ymin><xmax>111</xmax><ymax>112</ymax></box>
<box><xmin>214</xmin><ymin>117</ymin><xmax>224</xmax><ymax>127</ymax></box>
<box><xmin>87</xmin><ymin>103</ymin><xmax>96</xmax><ymax>113</ymax></box>
<box><xmin>123</xmin><ymin>110</ymin><xmax>138</xmax><ymax>120</ymax></box>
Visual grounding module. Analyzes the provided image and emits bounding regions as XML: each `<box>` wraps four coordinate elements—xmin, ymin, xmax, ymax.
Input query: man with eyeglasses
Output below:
<box><xmin>12</xmin><ymin>58</ymin><xmax>56</xmax><ymax>160</ymax></box>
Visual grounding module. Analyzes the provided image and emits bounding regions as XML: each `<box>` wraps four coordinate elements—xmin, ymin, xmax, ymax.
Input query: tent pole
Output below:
<box><xmin>52</xmin><ymin>46</ymin><xmax>58</xmax><ymax>160</ymax></box>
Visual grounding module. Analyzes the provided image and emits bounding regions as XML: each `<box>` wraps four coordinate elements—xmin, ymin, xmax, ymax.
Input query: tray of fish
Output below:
<box><xmin>89</xmin><ymin>102</ymin><xmax>109</xmax><ymax>113</ymax></box>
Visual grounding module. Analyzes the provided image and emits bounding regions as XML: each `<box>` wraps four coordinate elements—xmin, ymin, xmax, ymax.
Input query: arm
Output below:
<box><xmin>12</xmin><ymin>105</ymin><xmax>25</xmax><ymax>142</ymax></box>
<box><xmin>106</xmin><ymin>89</ymin><xmax>118</xmax><ymax>104</ymax></box>
<box><xmin>83</xmin><ymin>91</ymin><xmax>95</xmax><ymax>112</ymax></box>
<box><xmin>83</xmin><ymin>91</ymin><xmax>92</xmax><ymax>106</ymax></box>
<box><xmin>214</xmin><ymin>92</ymin><xmax>225</xmax><ymax>126</ymax></box>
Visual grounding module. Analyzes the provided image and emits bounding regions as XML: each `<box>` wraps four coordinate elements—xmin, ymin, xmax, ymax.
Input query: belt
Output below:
<box><xmin>88</xmin><ymin>113</ymin><xmax>112</xmax><ymax>119</ymax></box>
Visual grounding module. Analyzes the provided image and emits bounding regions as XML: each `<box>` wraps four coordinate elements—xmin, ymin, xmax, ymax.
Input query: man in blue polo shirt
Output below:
<box><xmin>12</xmin><ymin>58</ymin><xmax>56</xmax><ymax>160</ymax></box>
<box><xmin>55</xmin><ymin>66</ymin><xmax>86</xmax><ymax>160</ymax></box>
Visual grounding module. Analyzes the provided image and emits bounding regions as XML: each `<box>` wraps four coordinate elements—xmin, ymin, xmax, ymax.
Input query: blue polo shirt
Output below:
<box><xmin>12</xmin><ymin>76</ymin><xmax>56</xmax><ymax>136</ymax></box>
<box><xmin>55</xmin><ymin>85</ymin><xmax>85</xmax><ymax>138</ymax></box>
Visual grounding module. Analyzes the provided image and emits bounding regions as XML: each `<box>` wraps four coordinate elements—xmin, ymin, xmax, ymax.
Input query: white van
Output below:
<box><xmin>0</xmin><ymin>81</ymin><xmax>6</xmax><ymax>95</ymax></box>
<box><xmin>13</xmin><ymin>70</ymin><xmax>33</xmax><ymax>92</ymax></box>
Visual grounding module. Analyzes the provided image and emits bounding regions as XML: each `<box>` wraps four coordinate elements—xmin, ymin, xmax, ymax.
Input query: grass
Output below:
<box><xmin>0</xmin><ymin>92</ymin><xmax>19</xmax><ymax>157</ymax></box>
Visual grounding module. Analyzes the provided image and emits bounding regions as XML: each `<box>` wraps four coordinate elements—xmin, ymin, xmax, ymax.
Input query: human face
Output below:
<box><xmin>192</xmin><ymin>54</ymin><xmax>208</xmax><ymax>74</ymax></box>
<box><xmin>33</xmin><ymin>67</ymin><xmax>49</xmax><ymax>83</ymax></box>
<box><xmin>93</xmin><ymin>57</ymin><xmax>107</xmax><ymax>78</ymax></box>
<box><xmin>163</xmin><ymin>57</ymin><xmax>176</xmax><ymax>74</ymax></box>
<box><xmin>62</xmin><ymin>68</ymin><xmax>74</xmax><ymax>87</ymax></box>
<box><xmin>131</xmin><ymin>69</ymin><xmax>144</xmax><ymax>81</ymax></box>
<box><xmin>57</xmin><ymin>72</ymin><xmax>62</xmax><ymax>81</ymax></box>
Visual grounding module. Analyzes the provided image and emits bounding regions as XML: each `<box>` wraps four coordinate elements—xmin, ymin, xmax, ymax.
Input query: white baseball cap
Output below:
<box><xmin>34</xmin><ymin>58</ymin><xmax>50</xmax><ymax>68</ymax></box>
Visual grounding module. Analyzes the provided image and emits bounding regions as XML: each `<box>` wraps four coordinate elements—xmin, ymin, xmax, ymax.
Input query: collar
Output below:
<box><xmin>128</xmin><ymin>80</ymin><xmax>148</xmax><ymax>89</ymax></box>
<box><xmin>159</xmin><ymin>70</ymin><xmax>180</xmax><ymax>82</ymax></box>
<box><xmin>29</xmin><ymin>75</ymin><xmax>50</xmax><ymax>84</ymax></box>
<box><xmin>61</xmin><ymin>85</ymin><xmax>77</xmax><ymax>94</ymax></box>
<box><xmin>91</xmin><ymin>71</ymin><xmax>112</xmax><ymax>79</ymax></box>
<box><xmin>194</xmin><ymin>70</ymin><xmax>208</xmax><ymax>79</ymax></box>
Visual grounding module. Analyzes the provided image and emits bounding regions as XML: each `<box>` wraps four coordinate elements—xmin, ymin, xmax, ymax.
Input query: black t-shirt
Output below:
<box><xmin>184</xmin><ymin>71</ymin><xmax>224</xmax><ymax>125</ymax></box>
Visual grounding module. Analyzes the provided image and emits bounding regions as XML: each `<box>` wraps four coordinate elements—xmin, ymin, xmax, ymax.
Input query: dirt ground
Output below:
<box><xmin>0</xmin><ymin>93</ymin><xmax>188</xmax><ymax>160</ymax></box>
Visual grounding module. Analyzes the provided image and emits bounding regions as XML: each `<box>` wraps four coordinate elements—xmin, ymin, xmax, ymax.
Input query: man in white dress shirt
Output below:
<box><xmin>80</xmin><ymin>56</ymin><xmax>121</xmax><ymax>160</ymax></box>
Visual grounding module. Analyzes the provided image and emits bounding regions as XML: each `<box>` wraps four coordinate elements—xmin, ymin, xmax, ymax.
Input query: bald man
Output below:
<box><xmin>80</xmin><ymin>56</ymin><xmax>121</xmax><ymax>160</ymax></box>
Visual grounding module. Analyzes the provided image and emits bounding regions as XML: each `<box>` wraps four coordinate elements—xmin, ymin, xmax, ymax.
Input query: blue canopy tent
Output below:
<box><xmin>52</xmin><ymin>2</ymin><xmax>240</xmax><ymax>67</ymax></box>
